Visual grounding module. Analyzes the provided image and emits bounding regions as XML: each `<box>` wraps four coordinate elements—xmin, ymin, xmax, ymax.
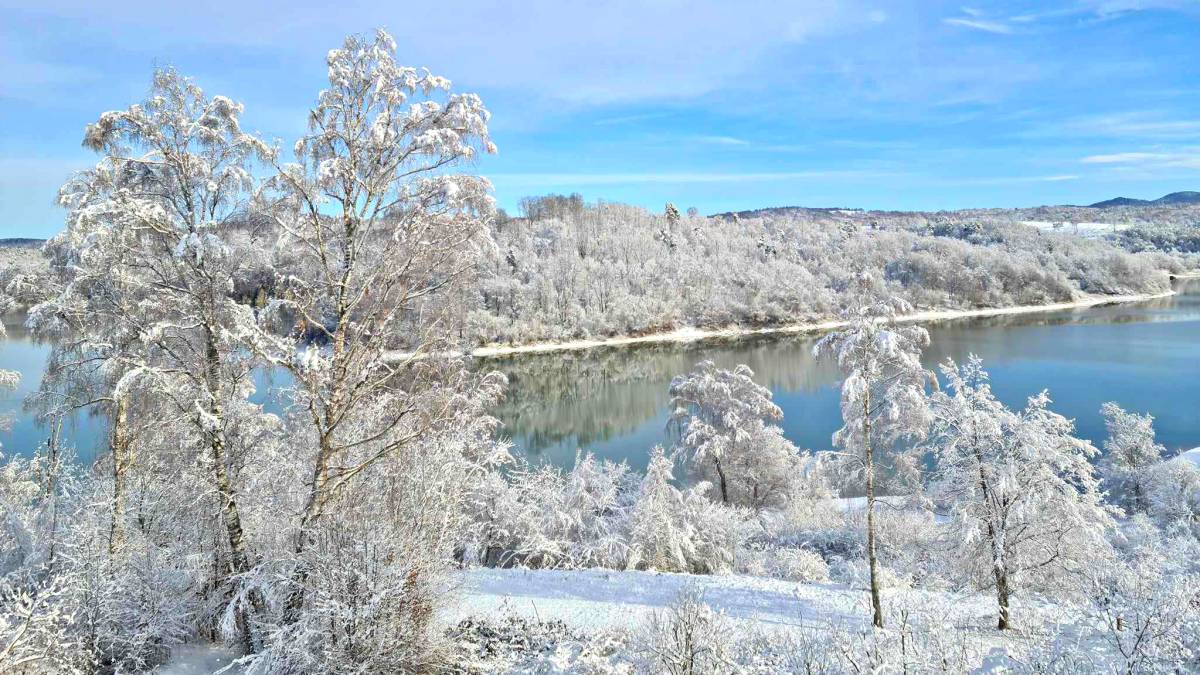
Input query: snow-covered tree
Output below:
<box><xmin>1083</xmin><ymin>536</ymin><xmax>1200</xmax><ymax>673</ymax></box>
<box><xmin>1101</xmin><ymin>402</ymin><xmax>1166</xmax><ymax>515</ymax></box>
<box><xmin>814</xmin><ymin>289</ymin><xmax>930</xmax><ymax>628</ymax></box>
<box><xmin>668</xmin><ymin>360</ymin><xmax>785</xmax><ymax>506</ymax></box>
<box><xmin>249</xmin><ymin>27</ymin><xmax>497</xmax><ymax>552</ymax></box>
<box><xmin>1145</xmin><ymin>459</ymin><xmax>1200</xmax><ymax>538</ymax></box>
<box><xmin>926</xmin><ymin>356</ymin><xmax>1116</xmax><ymax>629</ymax></box>
<box><xmin>29</xmin><ymin>67</ymin><xmax>274</xmax><ymax>649</ymax></box>
<box><xmin>237</xmin><ymin>29</ymin><xmax>506</xmax><ymax>669</ymax></box>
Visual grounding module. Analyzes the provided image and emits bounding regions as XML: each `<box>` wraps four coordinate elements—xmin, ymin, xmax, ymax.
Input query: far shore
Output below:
<box><xmin>462</xmin><ymin>287</ymin><xmax>1179</xmax><ymax>359</ymax></box>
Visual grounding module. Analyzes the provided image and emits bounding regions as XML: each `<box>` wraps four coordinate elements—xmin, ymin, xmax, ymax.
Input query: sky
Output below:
<box><xmin>1</xmin><ymin>0</ymin><xmax>1199</xmax><ymax>238</ymax></box>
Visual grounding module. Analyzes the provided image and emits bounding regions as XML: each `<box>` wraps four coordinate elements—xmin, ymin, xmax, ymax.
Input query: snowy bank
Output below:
<box><xmin>461</xmin><ymin>289</ymin><xmax>1175</xmax><ymax>358</ymax></box>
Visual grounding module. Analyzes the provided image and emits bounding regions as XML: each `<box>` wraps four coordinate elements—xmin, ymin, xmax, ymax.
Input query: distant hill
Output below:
<box><xmin>0</xmin><ymin>238</ymin><xmax>45</xmax><ymax>248</ymax></box>
<box><xmin>1089</xmin><ymin>191</ymin><xmax>1200</xmax><ymax>208</ymax></box>
<box><xmin>710</xmin><ymin>206</ymin><xmax>865</xmax><ymax>220</ymax></box>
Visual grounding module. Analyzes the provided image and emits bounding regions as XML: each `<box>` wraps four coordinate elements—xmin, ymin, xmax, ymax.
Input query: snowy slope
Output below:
<box><xmin>1174</xmin><ymin>447</ymin><xmax>1200</xmax><ymax>466</ymax></box>
<box><xmin>450</xmin><ymin>567</ymin><xmax>1008</xmax><ymax>635</ymax></box>
<box><xmin>452</xmin><ymin>567</ymin><xmax>858</xmax><ymax>632</ymax></box>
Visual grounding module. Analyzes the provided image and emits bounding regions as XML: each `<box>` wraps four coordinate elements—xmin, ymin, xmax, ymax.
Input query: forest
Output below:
<box><xmin>1</xmin><ymin>28</ymin><xmax>1200</xmax><ymax>675</ymax></box>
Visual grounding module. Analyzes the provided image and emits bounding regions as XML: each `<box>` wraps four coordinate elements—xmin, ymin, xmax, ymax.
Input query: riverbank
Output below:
<box><xmin>466</xmin><ymin>288</ymin><xmax>1178</xmax><ymax>358</ymax></box>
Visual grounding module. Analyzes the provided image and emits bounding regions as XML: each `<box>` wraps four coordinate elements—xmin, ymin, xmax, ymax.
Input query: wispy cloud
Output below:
<box><xmin>941</xmin><ymin>174</ymin><xmax>1080</xmax><ymax>185</ymax></box>
<box><xmin>592</xmin><ymin>112</ymin><xmax>675</xmax><ymax>127</ymax></box>
<box><xmin>692</xmin><ymin>135</ymin><xmax>751</xmax><ymax>146</ymax></box>
<box><xmin>943</xmin><ymin>17</ymin><xmax>1014</xmax><ymax>34</ymax></box>
<box><xmin>1011</xmin><ymin>0</ymin><xmax>1197</xmax><ymax>24</ymax></box>
<box><xmin>1020</xmin><ymin>112</ymin><xmax>1200</xmax><ymax>141</ymax></box>
<box><xmin>1069</xmin><ymin>113</ymin><xmax>1200</xmax><ymax>139</ymax></box>
<box><xmin>488</xmin><ymin>170</ymin><xmax>893</xmax><ymax>187</ymax></box>
<box><xmin>1081</xmin><ymin>150</ymin><xmax>1200</xmax><ymax>168</ymax></box>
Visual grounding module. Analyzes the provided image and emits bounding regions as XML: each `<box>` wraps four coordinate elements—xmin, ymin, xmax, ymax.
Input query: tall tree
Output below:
<box><xmin>30</xmin><ymin>69</ymin><xmax>271</xmax><ymax>646</ymax></box>
<box><xmin>926</xmin><ymin>356</ymin><xmax>1115</xmax><ymax>629</ymax></box>
<box><xmin>245</xmin><ymin>28</ymin><xmax>499</xmax><ymax>618</ymax></box>
<box><xmin>668</xmin><ymin>360</ymin><xmax>783</xmax><ymax>505</ymax></box>
<box><xmin>814</xmin><ymin>291</ymin><xmax>930</xmax><ymax>628</ymax></box>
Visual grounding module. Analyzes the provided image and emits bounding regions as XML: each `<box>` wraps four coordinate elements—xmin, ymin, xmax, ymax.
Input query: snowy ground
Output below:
<box><xmin>153</xmin><ymin>645</ymin><xmax>243</xmax><ymax>674</ymax></box>
<box><xmin>449</xmin><ymin>567</ymin><xmax>1038</xmax><ymax>641</ymax></box>
<box><xmin>154</xmin><ymin>568</ymin><xmax>1075</xmax><ymax>672</ymax></box>
<box><xmin>451</xmin><ymin>567</ymin><xmax>864</xmax><ymax>633</ymax></box>
<box><xmin>1174</xmin><ymin>447</ymin><xmax>1200</xmax><ymax>466</ymax></box>
<box><xmin>1021</xmin><ymin>220</ymin><xmax>1130</xmax><ymax>239</ymax></box>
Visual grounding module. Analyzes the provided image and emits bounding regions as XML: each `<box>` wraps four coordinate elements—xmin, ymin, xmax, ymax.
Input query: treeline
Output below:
<box><xmin>465</xmin><ymin>195</ymin><xmax>1177</xmax><ymax>345</ymax></box>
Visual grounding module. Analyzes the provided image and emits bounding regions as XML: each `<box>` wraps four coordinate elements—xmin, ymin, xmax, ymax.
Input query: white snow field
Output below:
<box><xmin>452</xmin><ymin>567</ymin><xmax>866</xmax><ymax>632</ymax></box>
<box><xmin>450</xmin><ymin>566</ymin><xmax>1055</xmax><ymax>647</ymax></box>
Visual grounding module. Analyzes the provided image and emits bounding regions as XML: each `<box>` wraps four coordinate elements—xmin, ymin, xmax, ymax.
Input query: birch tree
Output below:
<box><xmin>29</xmin><ymin>68</ymin><xmax>272</xmax><ymax>647</ymax></box>
<box><xmin>237</xmin><ymin>32</ymin><xmax>502</xmax><ymax>659</ymax></box>
<box><xmin>814</xmin><ymin>294</ymin><xmax>930</xmax><ymax>628</ymax></box>
<box><xmin>926</xmin><ymin>356</ymin><xmax>1115</xmax><ymax>629</ymax></box>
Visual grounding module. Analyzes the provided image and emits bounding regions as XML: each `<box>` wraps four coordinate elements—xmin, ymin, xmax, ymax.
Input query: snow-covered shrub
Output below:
<box><xmin>0</xmin><ymin>450</ymin><xmax>93</xmax><ymax>674</ymax></box>
<box><xmin>0</xmin><ymin>570</ymin><xmax>90</xmax><ymax>674</ymax></box>
<box><xmin>469</xmin><ymin>447</ymin><xmax>748</xmax><ymax>576</ymax></box>
<box><xmin>447</xmin><ymin>613</ymin><xmax>634</xmax><ymax>674</ymax></box>
<box><xmin>768</xmin><ymin>547</ymin><xmax>830</xmax><ymax>583</ymax></box>
<box><xmin>677</xmin><ymin>489</ymin><xmax>748</xmax><ymax>575</ymax></box>
<box><xmin>627</xmin><ymin>448</ymin><xmax>748</xmax><ymax>574</ymax></box>
<box><xmin>465</xmin><ymin>453</ymin><xmax>637</xmax><ymax>570</ymax></box>
<box><xmin>1145</xmin><ymin>458</ymin><xmax>1200</xmax><ymax>538</ymax></box>
<box><xmin>827</xmin><ymin>497</ymin><xmax>942</xmax><ymax>588</ymax></box>
<box><xmin>731</xmin><ymin>628</ymin><xmax>838</xmax><ymax>674</ymax></box>
<box><xmin>642</xmin><ymin>587</ymin><xmax>735</xmax><ymax>675</ymax></box>
<box><xmin>1084</xmin><ymin>541</ymin><xmax>1200</xmax><ymax>673</ymax></box>
<box><xmin>1100</xmin><ymin>402</ymin><xmax>1166</xmax><ymax>515</ymax></box>
<box><xmin>738</xmin><ymin>545</ymin><xmax>830</xmax><ymax>583</ymax></box>
<box><xmin>829</xmin><ymin>558</ymin><xmax>912</xmax><ymax>592</ymax></box>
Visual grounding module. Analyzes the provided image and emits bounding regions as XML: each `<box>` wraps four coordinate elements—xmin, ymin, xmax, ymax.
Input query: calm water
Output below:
<box><xmin>3</xmin><ymin>280</ymin><xmax>1199</xmax><ymax>469</ymax></box>
<box><xmin>489</xmin><ymin>279</ymin><xmax>1200</xmax><ymax>472</ymax></box>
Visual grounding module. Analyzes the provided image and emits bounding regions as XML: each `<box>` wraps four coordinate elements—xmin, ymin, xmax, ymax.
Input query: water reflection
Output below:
<box><xmin>3</xmin><ymin>280</ymin><xmax>1198</xmax><ymax>471</ymax></box>
<box><xmin>485</xmin><ymin>280</ymin><xmax>1200</xmax><ymax>472</ymax></box>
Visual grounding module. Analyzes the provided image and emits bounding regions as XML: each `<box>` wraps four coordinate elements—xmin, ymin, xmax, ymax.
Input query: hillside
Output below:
<box><xmin>1090</xmin><ymin>191</ymin><xmax>1200</xmax><ymax>208</ymax></box>
<box><xmin>714</xmin><ymin>197</ymin><xmax>1200</xmax><ymax>226</ymax></box>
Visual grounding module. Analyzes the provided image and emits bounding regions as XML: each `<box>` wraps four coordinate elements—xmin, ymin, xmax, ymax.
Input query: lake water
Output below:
<box><xmin>489</xmin><ymin>279</ymin><xmax>1200</xmax><ymax>472</ymax></box>
<box><xmin>3</xmin><ymin>280</ymin><xmax>1199</xmax><ymax>470</ymax></box>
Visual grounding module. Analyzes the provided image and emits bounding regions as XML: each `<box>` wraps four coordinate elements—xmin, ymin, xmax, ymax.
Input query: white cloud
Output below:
<box><xmin>692</xmin><ymin>136</ymin><xmax>751</xmax><ymax>146</ymax></box>
<box><xmin>943</xmin><ymin>17</ymin><xmax>1014</xmax><ymax>34</ymax></box>
<box><xmin>1081</xmin><ymin>151</ymin><xmax>1200</xmax><ymax>168</ymax></box>
<box><xmin>1020</xmin><ymin>112</ymin><xmax>1200</xmax><ymax>142</ymax></box>
<box><xmin>2</xmin><ymin>0</ymin><xmax>882</xmax><ymax>105</ymax></box>
<box><xmin>488</xmin><ymin>170</ymin><xmax>892</xmax><ymax>187</ymax></box>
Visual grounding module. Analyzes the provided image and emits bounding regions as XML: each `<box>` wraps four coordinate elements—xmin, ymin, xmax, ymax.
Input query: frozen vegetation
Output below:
<box><xmin>1</xmin><ymin>28</ymin><xmax>1199</xmax><ymax>675</ymax></box>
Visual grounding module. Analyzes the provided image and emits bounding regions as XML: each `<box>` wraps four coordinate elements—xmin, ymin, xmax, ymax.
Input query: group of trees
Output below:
<box><xmin>466</xmin><ymin>196</ymin><xmax>1180</xmax><ymax>345</ymax></box>
<box><xmin>1</xmin><ymin>30</ymin><xmax>512</xmax><ymax>673</ymax></box>
<box><xmin>459</xmin><ymin>297</ymin><xmax>1200</xmax><ymax>648</ymax></box>
<box><xmin>1</xmin><ymin>27</ymin><xmax>1198</xmax><ymax>674</ymax></box>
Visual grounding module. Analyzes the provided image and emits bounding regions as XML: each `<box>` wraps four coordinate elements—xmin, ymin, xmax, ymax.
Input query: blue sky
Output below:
<box><xmin>2</xmin><ymin>0</ymin><xmax>1199</xmax><ymax>237</ymax></box>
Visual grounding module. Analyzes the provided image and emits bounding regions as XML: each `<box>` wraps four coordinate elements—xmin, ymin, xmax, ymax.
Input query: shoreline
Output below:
<box><xmin>465</xmin><ymin>288</ymin><xmax>1178</xmax><ymax>358</ymax></box>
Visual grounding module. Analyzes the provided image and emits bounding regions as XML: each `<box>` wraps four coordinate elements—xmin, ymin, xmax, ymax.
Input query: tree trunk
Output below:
<box><xmin>203</xmin><ymin>330</ymin><xmax>263</xmax><ymax>651</ymax></box>
<box><xmin>975</xmin><ymin>447</ymin><xmax>1011</xmax><ymax>631</ymax></box>
<box><xmin>863</xmin><ymin>388</ymin><xmax>884</xmax><ymax>629</ymax></box>
<box><xmin>108</xmin><ymin>396</ymin><xmax>130</xmax><ymax>557</ymax></box>
<box><xmin>714</xmin><ymin>457</ymin><xmax>729</xmax><ymax>504</ymax></box>
<box><xmin>995</xmin><ymin>568</ymin><xmax>1011</xmax><ymax>630</ymax></box>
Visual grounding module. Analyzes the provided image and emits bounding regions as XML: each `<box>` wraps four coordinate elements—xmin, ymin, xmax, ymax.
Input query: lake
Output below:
<box><xmin>489</xmin><ymin>279</ymin><xmax>1200</xmax><ymax>471</ymax></box>
<box><xmin>3</xmin><ymin>279</ymin><xmax>1199</xmax><ymax>470</ymax></box>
